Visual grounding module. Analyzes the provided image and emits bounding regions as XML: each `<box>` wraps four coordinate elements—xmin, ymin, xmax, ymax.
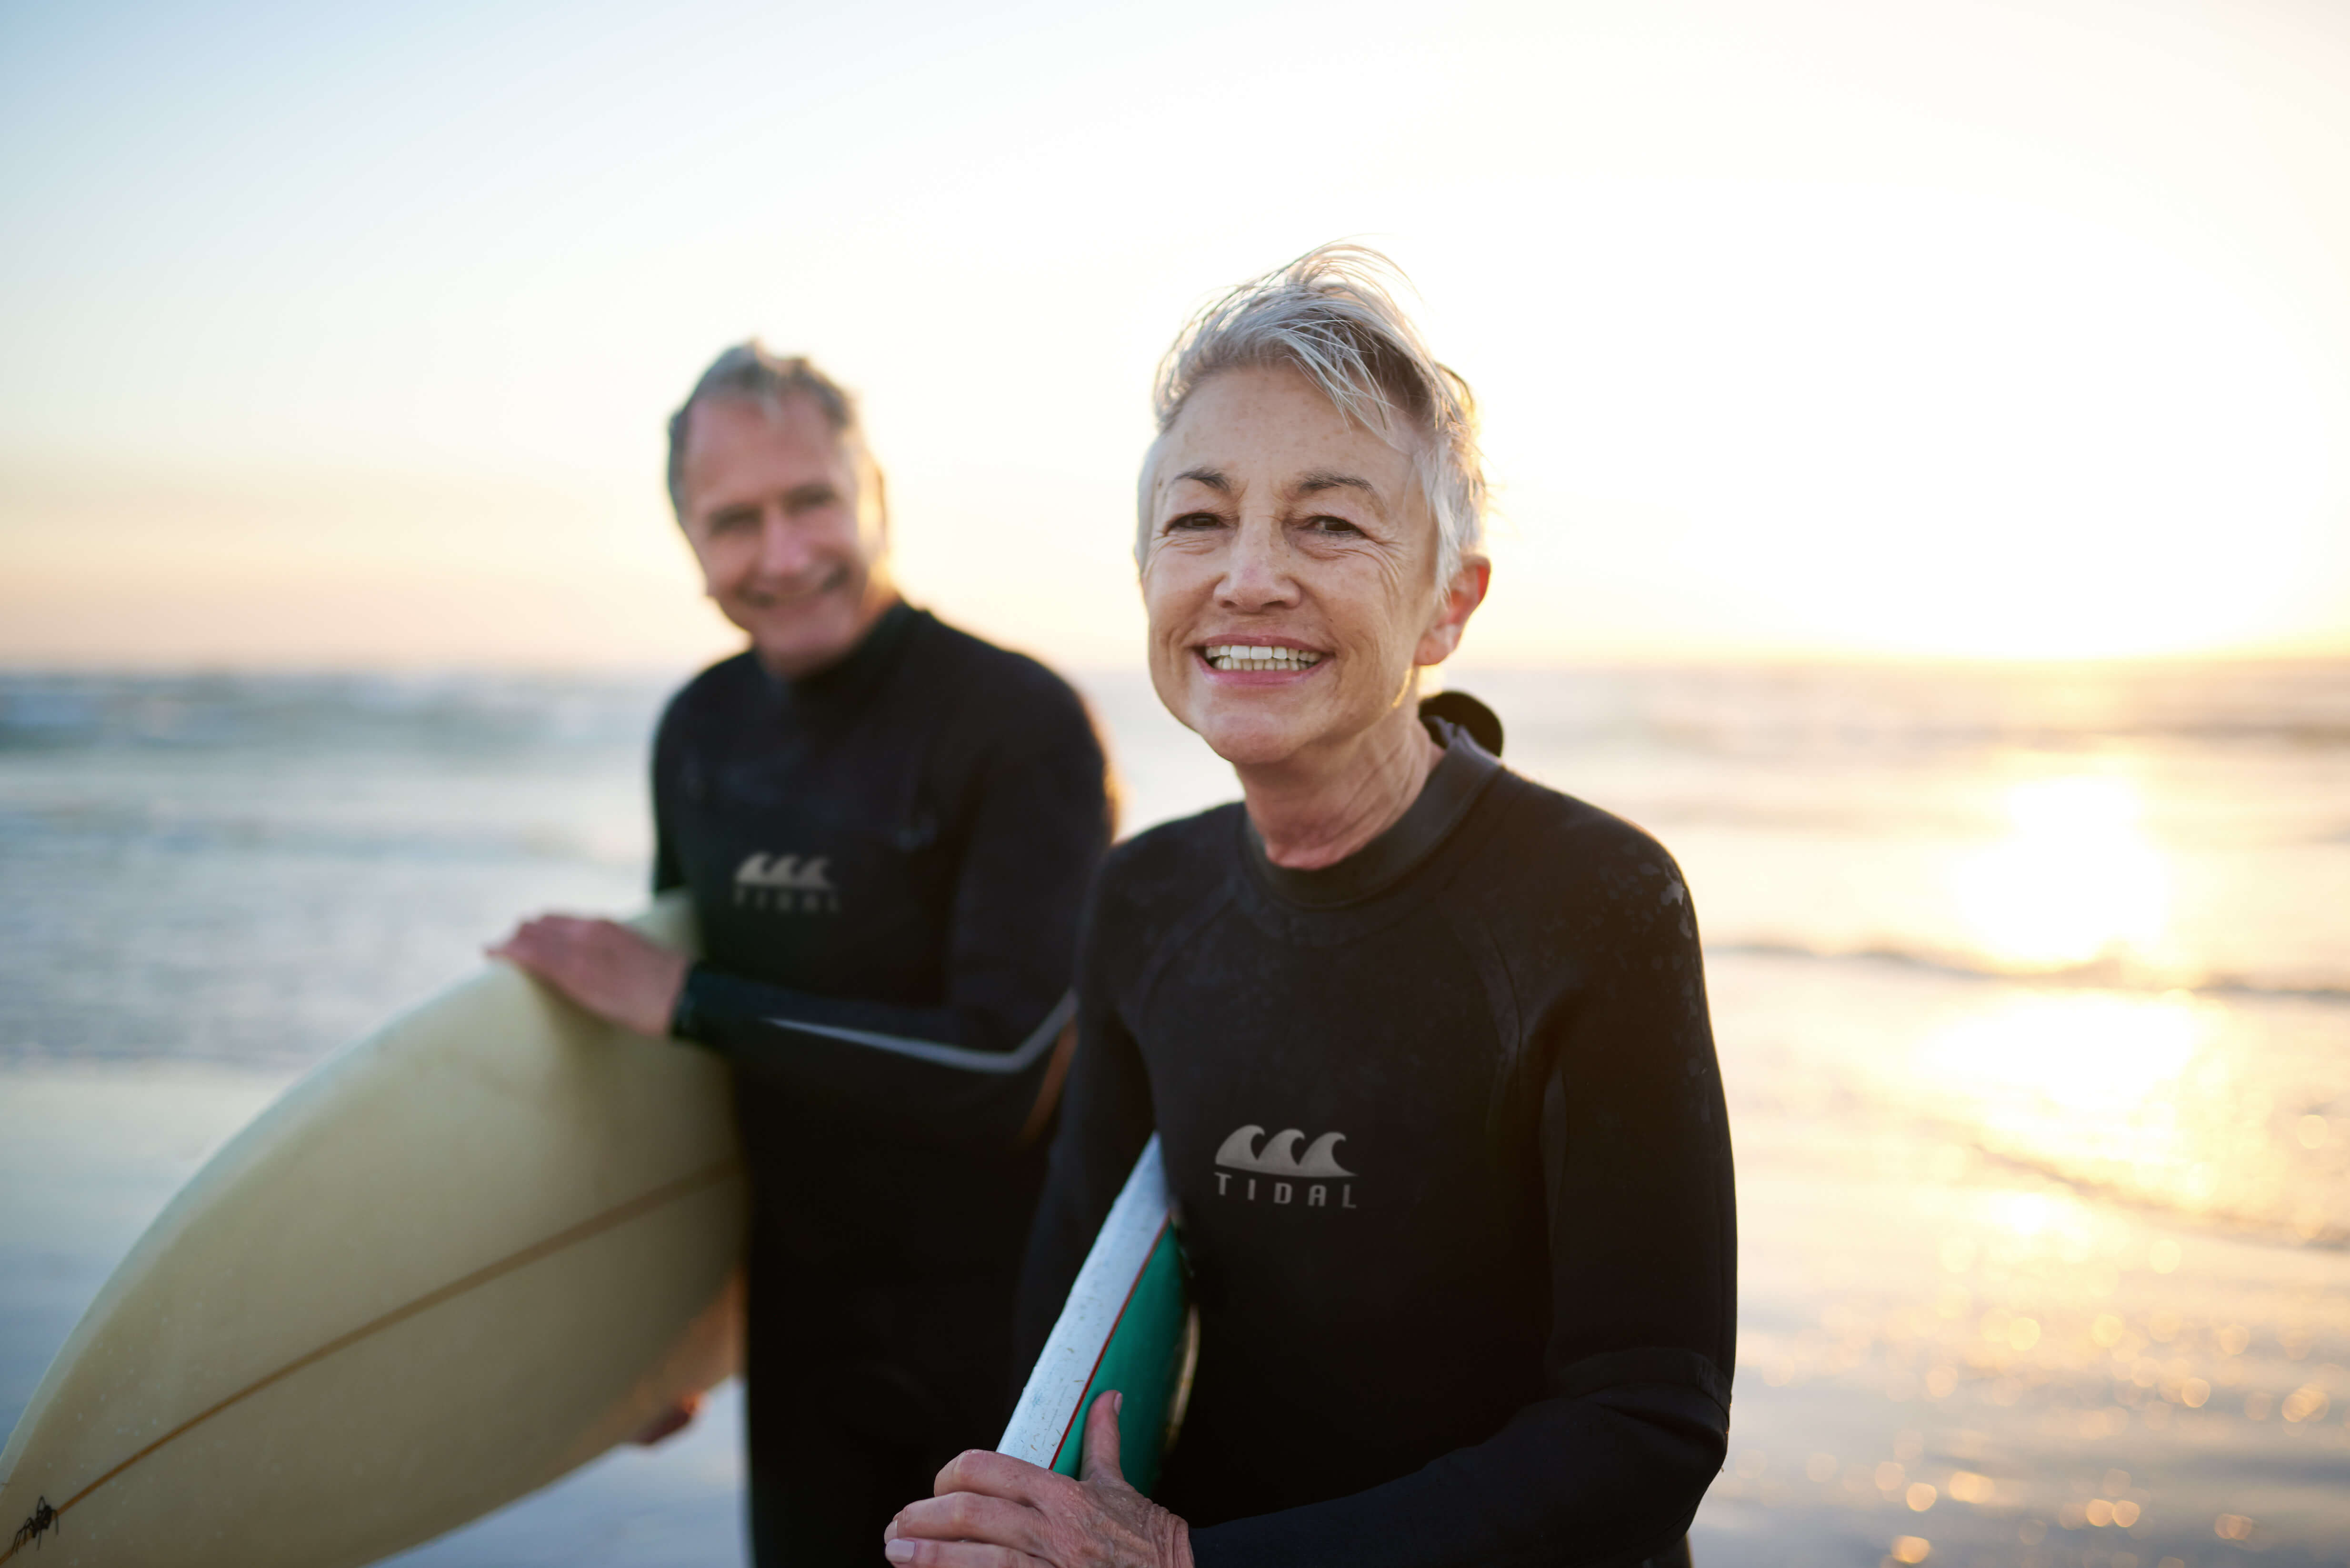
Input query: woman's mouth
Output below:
<box><xmin>1199</xmin><ymin>643</ymin><xmax>1325</xmax><ymax>673</ymax></box>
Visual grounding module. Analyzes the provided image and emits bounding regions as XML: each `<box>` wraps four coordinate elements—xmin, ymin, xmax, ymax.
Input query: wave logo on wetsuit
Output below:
<box><xmin>732</xmin><ymin>852</ymin><xmax>841</xmax><ymax>914</ymax></box>
<box><xmin>1212</xmin><ymin>1125</ymin><xmax>1358</xmax><ymax>1210</ymax></box>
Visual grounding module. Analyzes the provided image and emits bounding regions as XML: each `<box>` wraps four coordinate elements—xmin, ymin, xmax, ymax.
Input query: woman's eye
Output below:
<box><xmin>1303</xmin><ymin>515</ymin><xmax>1363</xmax><ymax>536</ymax></box>
<box><xmin>1164</xmin><ymin>511</ymin><xmax>1224</xmax><ymax>533</ymax></box>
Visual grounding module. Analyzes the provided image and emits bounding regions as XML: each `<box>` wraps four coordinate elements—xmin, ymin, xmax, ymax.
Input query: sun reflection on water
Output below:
<box><xmin>1915</xmin><ymin>990</ymin><xmax>2201</xmax><ymax>1126</ymax></box>
<box><xmin>1904</xmin><ymin>986</ymin><xmax>2346</xmax><ymax>1243</ymax></box>
<box><xmin>1951</xmin><ymin>776</ymin><xmax>2168</xmax><ymax>970</ymax></box>
<box><xmin>1914</xmin><ymin>989</ymin><xmax>2212</xmax><ymax>1217</ymax></box>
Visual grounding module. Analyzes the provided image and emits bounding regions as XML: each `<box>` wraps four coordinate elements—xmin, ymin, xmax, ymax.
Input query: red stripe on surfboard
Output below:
<box><xmin>1049</xmin><ymin>1215</ymin><xmax>1172</xmax><ymax>1473</ymax></box>
<box><xmin>0</xmin><ymin>1158</ymin><xmax>742</xmax><ymax>1563</ymax></box>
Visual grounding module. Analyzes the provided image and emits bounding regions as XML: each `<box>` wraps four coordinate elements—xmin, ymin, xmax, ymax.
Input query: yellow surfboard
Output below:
<box><xmin>0</xmin><ymin>897</ymin><xmax>742</xmax><ymax>1568</ymax></box>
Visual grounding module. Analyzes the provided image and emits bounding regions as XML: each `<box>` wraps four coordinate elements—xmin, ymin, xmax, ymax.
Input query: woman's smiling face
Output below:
<box><xmin>1141</xmin><ymin>362</ymin><xmax>1473</xmax><ymax>770</ymax></box>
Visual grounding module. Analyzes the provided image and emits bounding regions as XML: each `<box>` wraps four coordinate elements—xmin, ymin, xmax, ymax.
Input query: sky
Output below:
<box><xmin>2</xmin><ymin>0</ymin><xmax>2346</xmax><ymax>670</ymax></box>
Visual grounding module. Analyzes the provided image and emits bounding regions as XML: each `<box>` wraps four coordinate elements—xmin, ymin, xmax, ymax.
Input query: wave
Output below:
<box><xmin>0</xmin><ymin>801</ymin><xmax>637</xmax><ymax>871</ymax></box>
<box><xmin>1708</xmin><ymin>939</ymin><xmax>2350</xmax><ymax>1005</ymax></box>
<box><xmin>1950</xmin><ymin>1137</ymin><xmax>2348</xmax><ymax>1253</ymax></box>
<box><xmin>0</xmin><ymin>669</ymin><xmax>669</xmax><ymax>754</ymax></box>
<box><xmin>1449</xmin><ymin>661</ymin><xmax>2350</xmax><ymax>757</ymax></box>
<box><xmin>24</xmin><ymin>665</ymin><xmax>2348</xmax><ymax>759</ymax></box>
<box><xmin>1626</xmin><ymin>797</ymin><xmax>2350</xmax><ymax>845</ymax></box>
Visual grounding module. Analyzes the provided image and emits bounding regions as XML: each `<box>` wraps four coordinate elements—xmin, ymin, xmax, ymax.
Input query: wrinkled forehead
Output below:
<box><xmin>687</xmin><ymin>389</ymin><xmax>858</xmax><ymax>459</ymax></box>
<box><xmin>681</xmin><ymin>391</ymin><xmax>882</xmax><ymax>506</ymax></box>
<box><xmin>1148</xmin><ymin>364</ymin><xmax>1425</xmax><ymax>511</ymax></box>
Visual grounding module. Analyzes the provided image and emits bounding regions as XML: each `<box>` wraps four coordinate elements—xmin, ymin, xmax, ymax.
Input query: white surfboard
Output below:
<box><xmin>999</xmin><ymin>1137</ymin><xmax>1194</xmax><ymax>1496</ymax></box>
<box><xmin>0</xmin><ymin>897</ymin><xmax>743</xmax><ymax>1568</ymax></box>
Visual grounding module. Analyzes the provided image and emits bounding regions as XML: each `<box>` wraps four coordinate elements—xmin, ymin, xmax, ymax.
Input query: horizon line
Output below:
<box><xmin>4</xmin><ymin>647</ymin><xmax>2348</xmax><ymax>681</ymax></box>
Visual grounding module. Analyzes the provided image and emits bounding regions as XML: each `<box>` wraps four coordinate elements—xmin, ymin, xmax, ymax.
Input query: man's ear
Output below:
<box><xmin>673</xmin><ymin>509</ymin><xmax>722</xmax><ymax>598</ymax></box>
<box><xmin>858</xmin><ymin>459</ymin><xmax>893</xmax><ymax>557</ymax></box>
<box><xmin>1415</xmin><ymin>554</ymin><xmax>1491</xmax><ymax>667</ymax></box>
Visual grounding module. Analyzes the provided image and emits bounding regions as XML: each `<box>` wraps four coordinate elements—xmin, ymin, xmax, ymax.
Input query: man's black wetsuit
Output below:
<box><xmin>1017</xmin><ymin>714</ymin><xmax>1735</xmax><ymax>1568</ymax></box>
<box><xmin>653</xmin><ymin>600</ymin><xmax>1112</xmax><ymax>1565</ymax></box>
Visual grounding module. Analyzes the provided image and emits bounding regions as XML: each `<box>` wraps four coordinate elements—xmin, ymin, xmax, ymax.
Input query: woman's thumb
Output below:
<box><xmin>1079</xmin><ymin>1389</ymin><xmax>1126</xmax><ymax>1486</ymax></box>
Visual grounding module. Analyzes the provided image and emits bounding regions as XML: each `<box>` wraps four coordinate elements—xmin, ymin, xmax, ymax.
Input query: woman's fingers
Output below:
<box><xmin>932</xmin><ymin>1448</ymin><xmax>1065</xmax><ymax>1509</ymax></box>
<box><xmin>882</xmin><ymin>1535</ymin><xmax>1041</xmax><ymax>1568</ymax></box>
<box><xmin>894</xmin><ymin>1428</ymin><xmax>1189</xmax><ymax>1568</ymax></box>
<box><xmin>893</xmin><ymin>1488</ymin><xmax>1048</xmax><ymax>1553</ymax></box>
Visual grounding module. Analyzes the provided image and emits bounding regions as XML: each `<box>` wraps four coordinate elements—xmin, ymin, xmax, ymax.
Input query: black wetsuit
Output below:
<box><xmin>1017</xmin><ymin>715</ymin><xmax>1735</xmax><ymax>1568</ymax></box>
<box><xmin>654</xmin><ymin>601</ymin><xmax>1112</xmax><ymax>1566</ymax></box>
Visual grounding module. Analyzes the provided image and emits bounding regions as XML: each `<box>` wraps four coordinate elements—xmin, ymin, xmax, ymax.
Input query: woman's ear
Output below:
<box><xmin>1415</xmin><ymin>555</ymin><xmax>1491</xmax><ymax>667</ymax></box>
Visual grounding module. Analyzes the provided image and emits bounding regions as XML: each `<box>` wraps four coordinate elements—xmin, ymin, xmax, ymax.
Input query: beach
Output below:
<box><xmin>2</xmin><ymin>659</ymin><xmax>2345</xmax><ymax>1567</ymax></box>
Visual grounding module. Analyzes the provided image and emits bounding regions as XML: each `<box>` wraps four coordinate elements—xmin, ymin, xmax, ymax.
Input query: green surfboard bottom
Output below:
<box><xmin>1050</xmin><ymin>1223</ymin><xmax>1192</xmax><ymax>1495</ymax></box>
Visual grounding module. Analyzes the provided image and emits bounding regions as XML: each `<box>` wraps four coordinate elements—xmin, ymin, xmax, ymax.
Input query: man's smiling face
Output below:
<box><xmin>677</xmin><ymin>392</ymin><xmax>892</xmax><ymax>679</ymax></box>
<box><xmin>1140</xmin><ymin>362</ymin><xmax>1452</xmax><ymax>770</ymax></box>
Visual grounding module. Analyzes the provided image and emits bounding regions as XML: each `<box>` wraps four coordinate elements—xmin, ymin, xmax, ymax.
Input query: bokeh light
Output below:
<box><xmin>1950</xmin><ymin>777</ymin><xmax>2168</xmax><ymax>971</ymax></box>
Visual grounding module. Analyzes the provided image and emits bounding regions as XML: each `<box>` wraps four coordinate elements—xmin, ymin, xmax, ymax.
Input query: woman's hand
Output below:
<box><xmin>883</xmin><ymin>1392</ymin><xmax>1193</xmax><ymax>1568</ymax></box>
<box><xmin>488</xmin><ymin>915</ymin><xmax>690</xmax><ymax>1040</ymax></box>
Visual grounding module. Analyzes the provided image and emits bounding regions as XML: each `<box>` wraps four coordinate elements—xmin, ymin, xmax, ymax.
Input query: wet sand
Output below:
<box><xmin>8</xmin><ymin>1002</ymin><xmax>2341</xmax><ymax>1567</ymax></box>
<box><xmin>1699</xmin><ymin>955</ymin><xmax>2350</xmax><ymax>1566</ymax></box>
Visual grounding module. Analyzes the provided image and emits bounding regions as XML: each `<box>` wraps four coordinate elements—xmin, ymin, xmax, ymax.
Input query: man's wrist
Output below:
<box><xmin>666</xmin><ymin>962</ymin><xmax>710</xmax><ymax>1041</ymax></box>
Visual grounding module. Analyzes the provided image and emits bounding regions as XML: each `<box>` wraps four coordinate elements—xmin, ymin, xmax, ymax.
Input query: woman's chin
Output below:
<box><xmin>1191</xmin><ymin>710</ymin><xmax>1318</xmax><ymax>770</ymax></box>
<box><xmin>1161</xmin><ymin>664</ymin><xmax>1361</xmax><ymax>771</ymax></box>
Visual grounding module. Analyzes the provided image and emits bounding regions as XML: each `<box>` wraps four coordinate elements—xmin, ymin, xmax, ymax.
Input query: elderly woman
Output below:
<box><xmin>885</xmin><ymin>248</ymin><xmax>1734</xmax><ymax>1568</ymax></box>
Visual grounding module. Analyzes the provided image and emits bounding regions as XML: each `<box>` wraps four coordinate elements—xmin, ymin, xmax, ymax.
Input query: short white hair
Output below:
<box><xmin>1137</xmin><ymin>244</ymin><xmax>1487</xmax><ymax>587</ymax></box>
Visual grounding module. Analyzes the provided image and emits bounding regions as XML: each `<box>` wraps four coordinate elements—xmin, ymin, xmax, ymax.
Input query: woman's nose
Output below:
<box><xmin>1217</xmin><ymin>520</ymin><xmax>1298</xmax><ymax>608</ymax></box>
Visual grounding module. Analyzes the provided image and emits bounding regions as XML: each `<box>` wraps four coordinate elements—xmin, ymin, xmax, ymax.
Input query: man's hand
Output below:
<box><xmin>883</xmin><ymin>1392</ymin><xmax>1191</xmax><ymax>1568</ymax></box>
<box><xmin>488</xmin><ymin>915</ymin><xmax>691</xmax><ymax>1040</ymax></box>
<box><xmin>631</xmin><ymin>1392</ymin><xmax>703</xmax><ymax>1446</ymax></box>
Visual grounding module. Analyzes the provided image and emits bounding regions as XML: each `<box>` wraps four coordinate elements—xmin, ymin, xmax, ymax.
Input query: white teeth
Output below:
<box><xmin>1203</xmin><ymin>643</ymin><xmax>1324</xmax><ymax>671</ymax></box>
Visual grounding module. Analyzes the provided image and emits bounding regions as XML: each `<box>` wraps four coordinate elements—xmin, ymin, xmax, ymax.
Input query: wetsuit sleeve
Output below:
<box><xmin>651</xmin><ymin>708</ymin><xmax>684</xmax><ymax>897</ymax></box>
<box><xmin>1188</xmin><ymin>850</ymin><xmax>1735</xmax><ymax>1568</ymax></box>
<box><xmin>1012</xmin><ymin>879</ymin><xmax>1158</xmax><ymax>1376</ymax></box>
<box><xmin>671</xmin><ymin>704</ymin><xmax>1111</xmax><ymax>1150</ymax></box>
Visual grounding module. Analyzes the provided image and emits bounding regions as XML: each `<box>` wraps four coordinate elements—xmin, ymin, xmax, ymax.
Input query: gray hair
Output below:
<box><xmin>1139</xmin><ymin>244</ymin><xmax>1487</xmax><ymax>587</ymax></box>
<box><xmin>665</xmin><ymin>342</ymin><xmax>869</xmax><ymax>518</ymax></box>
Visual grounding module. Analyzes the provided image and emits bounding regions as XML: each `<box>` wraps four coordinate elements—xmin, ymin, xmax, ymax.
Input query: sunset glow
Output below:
<box><xmin>2</xmin><ymin>0</ymin><xmax>2345</xmax><ymax>669</ymax></box>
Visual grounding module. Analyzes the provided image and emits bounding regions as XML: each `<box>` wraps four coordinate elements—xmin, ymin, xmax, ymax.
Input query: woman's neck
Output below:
<box><xmin>1238</xmin><ymin>702</ymin><xmax>1444</xmax><ymax>870</ymax></box>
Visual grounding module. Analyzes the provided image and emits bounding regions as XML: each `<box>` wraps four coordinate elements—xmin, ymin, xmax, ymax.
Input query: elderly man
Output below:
<box><xmin>885</xmin><ymin>250</ymin><xmax>1734</xmax><ymax>1568</ymax></box>
<box><xmin>495</xmin><ymin>344</ymin><xmax>1112</xmax><ymax>1566</ymax></box>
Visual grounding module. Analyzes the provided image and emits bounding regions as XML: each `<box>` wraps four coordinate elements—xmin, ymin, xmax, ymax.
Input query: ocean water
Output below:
<box><xmin>0</xmin><ymin>659</ymin><xmax>2345</xmax><ymax>1567</ymax></box>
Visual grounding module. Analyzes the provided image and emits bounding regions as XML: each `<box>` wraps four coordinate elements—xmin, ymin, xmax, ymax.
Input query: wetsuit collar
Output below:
<box><xmin>1241</xmin><ymin>718</ymin><xmax>1501</xmax><ymax>909</ymax></box>
<box><xmin>763</xmin><ymin>597</ymin><xmax>921</xmax><ymax>719</ymax></box>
